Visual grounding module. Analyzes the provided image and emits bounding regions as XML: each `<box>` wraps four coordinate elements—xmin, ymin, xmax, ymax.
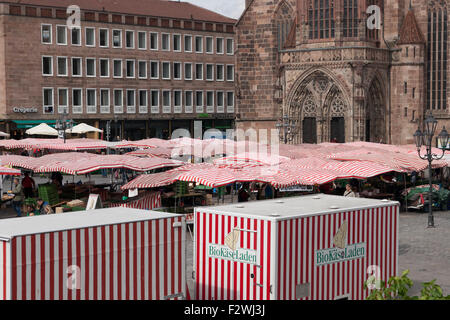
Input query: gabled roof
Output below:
<box><xmin>3</xmin><ymin>0</ymin><xmax>236</xmax><ymax>24</ymax></box>
<box><xmin>398</xmin><ymin>7</ymin><xmax>425</xmax><ymax>45</ymax></box>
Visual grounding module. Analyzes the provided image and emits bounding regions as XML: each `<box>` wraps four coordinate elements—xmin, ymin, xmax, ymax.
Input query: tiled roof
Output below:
<box><xmin>398</xmin><ymin>8</ymin><xmax>425</xmax><ymax>45</ymax></box>
<box><xmin>3</xmin><ymin>0</ymin><xmax>236</xmax><ymax>24</ymax></box>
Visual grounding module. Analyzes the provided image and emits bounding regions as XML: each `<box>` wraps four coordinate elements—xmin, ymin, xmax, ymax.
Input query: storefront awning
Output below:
<box><xmin>12</xmin><ymin>120</ymin><xmax>77</xmax><ymax>129</ymax></box>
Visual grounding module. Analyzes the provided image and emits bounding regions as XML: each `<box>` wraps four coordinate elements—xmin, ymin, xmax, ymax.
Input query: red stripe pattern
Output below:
<box><xmin>4</xmin><ymin>217</ymin><xmax>185</xmax><ymax>300</ymax></box>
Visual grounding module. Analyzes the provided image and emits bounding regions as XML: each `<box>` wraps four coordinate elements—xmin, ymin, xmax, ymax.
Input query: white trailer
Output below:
<box><xmin>194</xmin><ymin>194</ymin><xmax>399</xmax><ymax>300</ymax></box>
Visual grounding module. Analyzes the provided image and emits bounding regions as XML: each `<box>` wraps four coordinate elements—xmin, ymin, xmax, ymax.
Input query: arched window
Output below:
<box><xmin>308</xmin><ymin>0</ymin><xmax>335</xmax><ymax>40</ymax></box>
<box><xmin>427</xmin><ymin>2</ymin><xmax>448</xmax><ymax>110</ymax></box>
<box><xmin>275</xmin><ymin>2</ymin><xmax>294</xmax><ymax>49</ymax></box>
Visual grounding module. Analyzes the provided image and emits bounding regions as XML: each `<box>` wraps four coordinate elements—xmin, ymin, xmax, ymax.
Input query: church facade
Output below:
<box><xmin>235</xmin><ymin>0</ymin><xmax>449</xmax><ymax>145</ymax></box>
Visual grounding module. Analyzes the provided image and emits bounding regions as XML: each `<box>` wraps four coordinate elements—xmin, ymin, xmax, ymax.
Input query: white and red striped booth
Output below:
<box><xmin>194</xmin><ymin>194</ymin><xmax>399</xmax><ymax>300</ymax></box>
<box><xmin>0</xmin><ymin>208</ymin><xmax>186</xmax><ymax>300</ymax></box>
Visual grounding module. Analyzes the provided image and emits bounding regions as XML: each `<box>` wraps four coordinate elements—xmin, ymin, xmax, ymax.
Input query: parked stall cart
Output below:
<box><xmin>194</xmin><ymin>194</ymin><xmax>399</xmax><ymax>300</ymax></box>
<box><xmin>0</xmin><ymin>207</ymin><xmax>186</xmax><ymax>300</ymax></box>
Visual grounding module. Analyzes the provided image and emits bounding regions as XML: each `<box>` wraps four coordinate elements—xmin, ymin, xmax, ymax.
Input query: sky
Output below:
<box><xmin>182</xmin><ymin>0</ymin><xmax>246</xmax><ymax>20</ymax></box>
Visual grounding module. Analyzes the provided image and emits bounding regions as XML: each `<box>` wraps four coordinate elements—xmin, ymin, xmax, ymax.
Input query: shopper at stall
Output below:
<box><xmin>343</xmin><ymin>184</ymin><xmax>356</xmax><ymax>197</ymax></box>
<box><xmin>12</xmin><ymin>178</ymin><xmax>23</xmax><ymax>217</ymax></box>
<box><xmin>238</xmin><ymin>183</ymin><xmax>250</xmax><ymax>203</ymax></box>
<box><xmin>22</xmin><ymin>172</ymin><xmax>35</xmax><ymax>199</ymax></box>
<box><xmin>36</xmin><ymin>198</ymin><xmax>53</xmax><ymax>215</ymax></box>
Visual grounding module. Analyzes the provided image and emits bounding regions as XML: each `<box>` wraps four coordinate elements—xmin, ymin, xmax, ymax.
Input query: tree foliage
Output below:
<box><xmin>364</xmin><ymin>270</ymin><xmax>450</xmax><ymax>300</ymax></box>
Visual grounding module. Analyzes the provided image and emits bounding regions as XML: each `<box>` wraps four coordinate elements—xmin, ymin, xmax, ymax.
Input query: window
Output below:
<box><xmin>126</xmin><ymin>60</ymin><xmax>135</xmax><ymax>78</ymax></box>
<box><xmin>43</xmin><ymin>88</ymin><xmax>54</xmax><ymax>114</ymax></box>
<box><xmin>343</xmin><ymin>0</ymin><xmax>358</xmax><ymax>38</ymax></box>
<box><xmin>100</xmin><ymin>59</ymin><xmax>109</xmax><ymax>77</ymax></box>
<box><xmin>206</xmin><ymin>91</ymin><xmax>214</xmax><ymax>113</ymax></box>
<box><xmin>196</xmin><ymin>91</ymin><xmax>204</xmax><ymax>113</ymax></box>
<box><xmin>138</xmin><ymin>31</ymin><xmax>146</xmax><ymax>49</ymax></box>
<box><xmin>72</xmin><ymin>88</ymin><xmax>82</xmax><ymax>114</ymax></box>
<box><xmin>86</xmin><ymin>58</ymin><xmax>96</xmax><ymax>77</ymax></box>
<box><xmin>216</xmin><ymin>64</ymin><xmax>224</xmax><ymax>81</ymax></box>
<box><xmin>174</xmin><ymin>90</ymin><xmax>182</xmax><ymax>113</ymax></box>
<box><xmin>173</xmin><ymin>34</ymin><xmax>181</xmax><ymax>52</ymax></box>
<box><xmin>99</xmin><ymin>29</ymin><xmax>109</xmax><ymax>47</ymax></box>
<box><xmin>412</xmin><ymin>88</ymin><xmax>416</xmax><ymax>99</ymax></box>
<box><xmin>217</xmin><ymin>91</ymin><xmax>224</xmax><ymax>113</ymax></box>
<box><xmin>150</xmin><ymin>61</ymin><xmax>159</xmax><ymax>79</ymax></box>
<box><xmin>427</xmin><ymin>5</ymin><xmax>448</xmax><ymax>110</ymax></box>
<box><xmin>206</xmin><ymin>64</ymin><xmax>214</xmax><ymax>81</ymax></box>
<box><xmin>227</xmin><ymin>91</ymin><xmax>234</xmax><ymax>113</ymax></box>
<box><xmin>71</xmin><ymin>27</ymin><xmax>81</xmax><ymax>46</ymax></box>
<box><xmin>162</xmin><ymin>33</ymin><xmax>170</xmax><ymax>51</ymax></box>
<box><xmin>162</xmin><ymin>62</ymin><xmax>171</xmax><ymax>80</ymax></box>
<box><xmin>226</xmin><ymin>65</ymin><xmax>234</xmax><ymax>81</ymax></box>
<box><xmin>195</xmin><ymin>36</ymin><xmax>203</xmax><ymax>53</ymax></box>
<box><xmin>216</xmin><ymin>37</ymin><xmax>224</xmax><ymax>54</ymax></box>
<box><xmin>308</xmin><ymin>0</ymin><xmax>336</xmax><ymax>39</ymax></box>
<box><xmin>100</xmin><ymin>89</ymin><xmax>110</xmax><ymax>113</ymax></box>
<box><xmin>85</xmin><ymin>27</ymin><xmax>95</xmax><ymax>46</ymax></box>
<box><xmin>112</xmin><ymin>29</ymin><xmax>122</xmax><ymax>48</ymax></box>
<box><xmin>57</xmin><ymin>57</ymin><xmax>67</xmax><ymax>76</ymax></box>
<box><xmin>113</xmin><ymin>59</ymin><xmax>123</xmax><ymax>78</ymax></box>
<box><xmin>56</xmin><ymin>25</ymin><xmax>67</xmax><ymax>45</ymax></box>
<box><xmin>41</xmin><ymin>24</ymin><xmax>52</xmax><ymax>44</ymax></box>
<box><xmin>226</xmin><ymin>38</ymin><xmax>234</xmax><ymax>55</ymax></box>
<box><xmin>185</xmin><ymin>91</ymin><xmax>193</xmax><ymax>113</ymax></box>
<box><xmin>58</xmin><ymin>88</ymin><xmax>68</xmax><ymax>114</ymax></box>
<box><xmin>205</xmin><ymin>36</ymin><xmax>213</xmax><ymax>54</ymax></box>
<box><xmin>184</xmin><ymin>34</ymin><xmax>192</xmax><ymax>52</ymax></box>
<box><xmin>195</xmin><ymin>63</ymin><xmax>203</xmax><ymax>80</ymax></box>
<box><xmin>173</xmin><ymin>62</ymin><xmax>182</xmax><ymax>80</ymax></box>
<box><xmin>42</xmin><ymin>56</ymin><xmax>53</xmax><ymax>76</ymax></box>
<box><xmin>125</xmin><ymin>30</ymin><xmax>134</xmax><ymax>49</ymax></box>
<box><xmin>138</xmin><ymin>61</ymin><xmax>147</xmax><ymax>79</ymax></box>
<box><xmin>86</xmin><ymin>89</ymin><xmax>97</xmax><ymax>114</ymax></box>
<box><xmin>71</xmin><ymin>57</ymin><xmax>82</xmax><ymax>77</ymax></box>
<box><xmin>162</xmin><ymin>90</ymin><xmax>171</xmax><ymax>113</ymax></box>
<box><xmin>184</xmin><ymin>63</ymin><xmax>193</xmax><ymax>80</ymax></box>
<box><xmin>126</xmin><ymin>89</ymin><xmax>136</xmax><ymax>113</ymax></box>
<box><xmin>114</xmin><ymin>89</ymin><xmax>123</xmax><ymax>113</ymax></box>
<box><xmin>138</xmin><ymin>90</ymin><xmax>148</xmax><ymax>114</ymax></box>
<box><xmin>151</xmin><ymin>90</ymin><xmax>159</xmax><ymax>113</ymax></box>
<box><xmin>404</xmin><ymin>82</ymin><xmax>408</xmax><ymax>94</ymax></box>
<box><xmin>150</xmin><ymin>32</ymin><xmax>158</xmax><ymax>50</ymax></box>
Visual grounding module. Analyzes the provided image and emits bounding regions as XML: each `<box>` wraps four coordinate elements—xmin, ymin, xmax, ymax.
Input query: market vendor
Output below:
<box><xmin>12</xmin><ymin>178</ymin><xmax>24</xmax><ymax>217</ymax></box>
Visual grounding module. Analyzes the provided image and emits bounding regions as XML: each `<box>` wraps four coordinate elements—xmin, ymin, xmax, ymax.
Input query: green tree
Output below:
<box><xmin>364</xmin><ymin>270</ymin><xmax>450</xmax><ymax>300</ymax></box>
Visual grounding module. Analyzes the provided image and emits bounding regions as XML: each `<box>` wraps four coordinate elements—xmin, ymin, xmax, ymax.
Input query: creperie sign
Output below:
<box><xmin>13</xmin><ymin>107</ymin><xmax>38</xmax><ymax>113</ymax></box>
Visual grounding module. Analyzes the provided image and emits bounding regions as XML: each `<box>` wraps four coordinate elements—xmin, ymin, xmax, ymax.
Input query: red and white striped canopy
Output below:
<box><xmin>0</xmin><ymin>138</ymin><xmax>112</xmax><ymax>151</ymax></box>
<box><xmin>0</xmin><ymin>166</ymin><xmax>21</xmax><ymax>175</ymax></box>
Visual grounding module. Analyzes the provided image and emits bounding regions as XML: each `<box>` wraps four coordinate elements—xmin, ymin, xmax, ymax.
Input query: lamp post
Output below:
<box><xmin>413</xmin><ymin>113</ymin><xmax>449</xmax><ymax>228</ymax></box>
<box><xmin>55</xmin><ymin>111</ymin><xmax>74</xmax><ymax>144</ymax></box>
<box><xmin>276</xmin><ymin>114</ymin><xmax>297</xmax><ymax>144</ymax></box>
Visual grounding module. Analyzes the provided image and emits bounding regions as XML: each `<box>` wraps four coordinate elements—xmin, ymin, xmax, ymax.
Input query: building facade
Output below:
<box><xmin>0</xmin><ymin>0</ymin><xmax>236</xmax><ymax>140</ymax></box>
<box><xmin>236</xmin><ymin>0</ymin><xmax>449</xmax><ymax>145</ymax></box>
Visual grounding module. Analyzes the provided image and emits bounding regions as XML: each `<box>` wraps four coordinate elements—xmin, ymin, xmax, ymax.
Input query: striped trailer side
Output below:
<box><xmin>7</xmin><ymin>216</ymin><xmax>185</xmax><ymax>300</ymax></box>
<box><xmin>0</xmin><ymin>240</ymin><xmax>11</xmax><ymax>300</ymax></box>
<box><xmin>275</xmin><ymin>204</ymin><xmax>399</xmax><ymax>300</ymax></box>
<box><xmin>195</xmin><ymin>210</ymin><xmax>275</xmax><ymax>300</ymax></box>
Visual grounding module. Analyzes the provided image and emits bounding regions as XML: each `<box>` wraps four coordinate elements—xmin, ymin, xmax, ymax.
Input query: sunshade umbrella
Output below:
<box><xmin>0</xmin><ymin>131</ymin><xmax>10</xmax><ymax>138</ymax></box>
<box><xmin>66</xmin><ymin>123</ymin><xmax>103</xmax><ymax>134</ymax></box>
<box><xmin>25</xmin><ymin>123</ymin><xmax>58</xmax><ymax>136</ymax></box>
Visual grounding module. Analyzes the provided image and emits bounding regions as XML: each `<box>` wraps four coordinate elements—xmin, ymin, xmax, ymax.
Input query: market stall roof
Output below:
<box><xmin>0</xmin><ymin>166</ymin><xmax>21</xmax><ymax>175</ymax></box>
<box><xmin>25</xmin><ymin>123</ymin><xmax>58</xmax><ymax>136</ymax></box>
<box><xmin>0</xmin><ymin>138</ymin><xmax>114</xmax><ymax>151</ymax></box>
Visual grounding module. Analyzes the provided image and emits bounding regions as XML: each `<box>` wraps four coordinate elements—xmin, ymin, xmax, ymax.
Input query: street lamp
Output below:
<box><xmin>276</xmin><ymin>114</ymin><xmax>297</xmax><ymax>144</ymax></box>
<box><xmin>55</xmin><ymin>111</ymin><xmax>74</xmax><ymax>143</ymax></box>
<box><xmin>413</xmin><ymin>113</ymin><xmax>449</xmax><ymax>228</ymax></box>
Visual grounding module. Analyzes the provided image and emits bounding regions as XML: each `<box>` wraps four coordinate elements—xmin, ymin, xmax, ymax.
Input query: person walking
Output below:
<box><xmin>12</xmin><ymin>178</ymin><xmax>24</xmax><ymax>217</ymax></box>
<box><xmin>343</xmin><ymin>184</ymin><xmax>356</xmax><ymax>198</ymax></box>
<box><xmin>22</xmin><ymin>172</ymin><xmax>35</xmax><ymax>199</ymax></box>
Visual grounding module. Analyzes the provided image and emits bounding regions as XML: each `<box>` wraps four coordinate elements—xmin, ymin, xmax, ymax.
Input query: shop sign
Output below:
<box><xmin>315</xmin><ymin>220</ymin><xmax>366</xmax><ymax>267</ymax></box>
<box><xmin>13</xmin><ymin>107</ymin><xmax>38</xmax><ymax>114</ymax></box>
<box><xmin>208</xmin><ymin>229</ymin><xmax>258</xmax><ymax>265</ymax></box>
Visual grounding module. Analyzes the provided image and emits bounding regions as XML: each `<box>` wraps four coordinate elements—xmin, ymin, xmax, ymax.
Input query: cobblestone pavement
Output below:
<box><xmin>398</xmin><ymin>210</ymin><xmax>450</xmax><ymax>296</ymax></box>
